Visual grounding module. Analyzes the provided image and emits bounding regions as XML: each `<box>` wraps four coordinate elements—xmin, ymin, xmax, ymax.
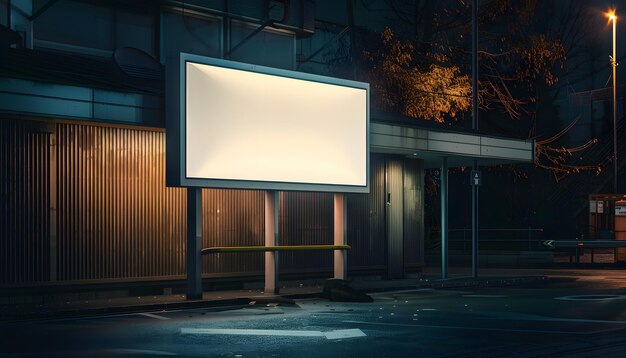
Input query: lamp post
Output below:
<box><xmin>608</xmin><ymin>9</ymin><xmax>618</xmax><ymax>193</ymax></box>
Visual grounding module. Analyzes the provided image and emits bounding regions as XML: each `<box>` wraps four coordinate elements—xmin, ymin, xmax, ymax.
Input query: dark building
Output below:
<box><xmin>0</xmin><ymin>1</ymin><xmax>531</xmax><ymax>296</ymax></box>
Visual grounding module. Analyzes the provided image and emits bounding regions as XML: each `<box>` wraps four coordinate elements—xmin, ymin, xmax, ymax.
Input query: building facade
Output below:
<box><xmin>1</xmin><ymin>0</ymin><xmax>427</xmax><ymax>288</ymax></box>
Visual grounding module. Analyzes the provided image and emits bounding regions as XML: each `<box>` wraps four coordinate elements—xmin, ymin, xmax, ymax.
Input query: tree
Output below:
<box><xmin>358</xmin><ymin>0</ymin><xmax>598</xmax><ymax>179</ymax></box>
<box><xmin>364</xmin><ymin>28</ymin><xmax>471</xmax><ymax>123</ymax></box>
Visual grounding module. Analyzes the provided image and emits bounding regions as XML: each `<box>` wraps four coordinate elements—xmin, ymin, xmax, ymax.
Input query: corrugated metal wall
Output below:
<box><xmin>280</xmin><ymin>192</ymin><xmax>334</xmax><ymax>272</ymax></box>
<box><xmin>0</xmin><ymin>119</ymin><xmax>50</xmax><ymax>284</ymax></box>
<box><xmin>346</xmin><ymin>156</ymin><xmax>424</xmax><ymax>272</ymax></box>
<box><xmin>56</xmin><ymin>123</ymin><xmax>267</xmax><ymax>280</ymax></box>
<box><xmin>346</xmin><ymin>155</ymin><xmax>386</xmax><ymax>269</ymax></box>
<box><xmin>202</xmin><ymin>189</ymin><xmax>265</xmax><ymax>275</ymax></box>
<box><xmin>56</xmin><ymin>123</ymin><xmax>187</xmax><ymax>280</ymax></box>
<box><xmin>1</xmin><ymin>119</ymin><xmax>423</xmax><ymax>285</ymax></box>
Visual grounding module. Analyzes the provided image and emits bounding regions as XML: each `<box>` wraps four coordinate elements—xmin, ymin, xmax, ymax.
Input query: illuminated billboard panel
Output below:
<box><xmin>166</xmin><ymin>54</ymin><xmax>369</xmax><ymax>193</ymax></box>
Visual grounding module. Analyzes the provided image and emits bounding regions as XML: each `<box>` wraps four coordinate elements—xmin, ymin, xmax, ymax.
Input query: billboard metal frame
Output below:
<box><xmin>166</xmin><ymin>53</ymin><xmax>369</xmax><ymax>193</ymax></box>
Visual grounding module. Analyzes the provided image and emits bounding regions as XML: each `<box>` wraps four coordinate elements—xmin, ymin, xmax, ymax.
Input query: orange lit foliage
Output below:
<box><xmin>365</xmin><ymin>28</ymin><xmax>470</xmax><ymax>123</ymax></box>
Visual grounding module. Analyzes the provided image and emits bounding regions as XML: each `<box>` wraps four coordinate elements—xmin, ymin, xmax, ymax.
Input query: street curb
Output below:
<box><xmin>0</xmin><ymin>297</ymin><xmax>252</xmax><ymax>323</ymax></box>
<box><xmin>1</xmin><ymin>276</ymin><xmax>549</xmax><ymax>322</ymax></box>
<box><xmin>354</xmin><ymin>275</ymin><xmax>550</xmax><ymax>293</ymax></box>
<box><xmin>282</xmin><ymin>276</ymin><xmax>550</xmax><ymax>298</ymax></box>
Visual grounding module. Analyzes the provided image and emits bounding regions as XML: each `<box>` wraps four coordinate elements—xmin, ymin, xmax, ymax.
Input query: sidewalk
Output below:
<box><xmin>0</xmin><ymin>268</ymin><xmax>550</xmax><ymax>322</ymax></box>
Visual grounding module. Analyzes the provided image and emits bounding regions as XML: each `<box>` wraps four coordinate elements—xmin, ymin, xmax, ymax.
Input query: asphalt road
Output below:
<box><xmin>3</xmin><ymin>270</ymin><xmax>626</xmax><ymax>357</ymax></box>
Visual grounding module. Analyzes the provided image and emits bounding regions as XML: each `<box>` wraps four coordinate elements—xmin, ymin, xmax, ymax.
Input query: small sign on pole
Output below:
<box><xmin>470</xmin><ymin>170</ymin><xmax>482</xmax><ymax>186</ymax></box>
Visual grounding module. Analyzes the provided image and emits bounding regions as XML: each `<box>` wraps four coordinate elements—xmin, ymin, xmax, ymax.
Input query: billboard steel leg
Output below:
<box><xmin>265</xmin><ymin>191</ymin><xmax>279</xmax><ymax>294</ymax></box>
<box><xmin>334</xmin><ymin>193</ymin><xmax>347</xmax><ymax>279</ymax></box>
<box><xmin>186</xmin><ymin>187</ymin><xmax>203</xmax><ymax>300</ymax></box>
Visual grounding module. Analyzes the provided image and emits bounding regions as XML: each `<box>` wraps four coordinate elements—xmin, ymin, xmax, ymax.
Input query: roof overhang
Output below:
<box><xmin>371</xmin><ymin>121</ymin><xmax>534</xmax><ymax>168</ymax></box>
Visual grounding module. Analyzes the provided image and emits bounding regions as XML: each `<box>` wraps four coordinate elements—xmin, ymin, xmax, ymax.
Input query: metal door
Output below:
<box><xmin>386</xmin><ymin>159</ymin><xmax>404</xmax><ymax>278</ymax></box>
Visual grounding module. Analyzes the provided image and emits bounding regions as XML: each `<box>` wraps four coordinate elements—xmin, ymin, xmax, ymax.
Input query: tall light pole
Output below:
<box><xmin>608</xmin><ymin>9</ymin><xmax>618</xmax><ymax>193</ymax></box>
<box><xmin>611</xmin><ymin>10</ymin><xmax>618</xmax><ymax>193</ymax></box>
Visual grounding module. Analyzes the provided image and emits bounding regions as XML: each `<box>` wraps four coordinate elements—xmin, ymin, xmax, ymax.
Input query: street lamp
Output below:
<box><xmin>607</xmin><ymin>9</ymin><xmax>618</xmax><ymax>193</ymax></box>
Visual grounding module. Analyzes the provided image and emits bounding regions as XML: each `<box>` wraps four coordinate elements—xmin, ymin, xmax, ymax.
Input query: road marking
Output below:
<box><xmin>322</xmin><ymin>329</ymin><xmax>367</xmax><ymax>339</ymax></box>
<box><xmin>137</xmin><ymin>312</ymin><xmax>170</xmax><ymax>320</ymax></box>
<box><xmin>180</xmin><ymin>328</ymin><xmax>366</xmax><ymax>340</ymax></box>
<box><xmin>341</xmin><ymin>320</ymin><xmax>601</xmax><ymax>335</ymax></box>
<box><xmin>462</xmin><ymin>294</ymin><xmax>507</xmax><ymax>298</ymax></box>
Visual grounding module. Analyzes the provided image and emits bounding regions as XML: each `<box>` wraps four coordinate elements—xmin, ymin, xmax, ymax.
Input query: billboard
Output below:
<box><xmin>166</xmin><ymin>54</ymin><xmax>369</xmax><ymax>193</ymax></box>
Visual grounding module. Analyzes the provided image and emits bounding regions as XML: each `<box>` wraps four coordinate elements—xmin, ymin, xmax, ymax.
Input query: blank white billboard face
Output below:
<box><xmin>183</xmin><ymin>61</ymin><xmax>368</xmax><ymax>190</ymax></box>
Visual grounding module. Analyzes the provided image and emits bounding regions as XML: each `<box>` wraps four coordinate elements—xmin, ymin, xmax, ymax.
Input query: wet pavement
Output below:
<box><xmin>3</xmin><ymin>269</ymin><xmax>626</xmax><ymax>357</ymax></box>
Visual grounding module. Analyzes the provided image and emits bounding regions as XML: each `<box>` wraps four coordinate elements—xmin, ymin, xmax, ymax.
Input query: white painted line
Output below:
<box><xmin>182</xmin><ymin>328</ymin><xmax>324</xmax><ymax>337</ymax></box>
<box><xmin>137</xmin><ymin>312</ymin><xmax>170</xmax><ymax>320</ymax></box>
<box><xmin>323</xmin><ymin>329</ymin><xmax>367</xmax><ymax>340</ymax></box>
<box><xmin>180</xmin><ymin>328</ymin><xmax>366</xmax><ymax>340</ymax></box>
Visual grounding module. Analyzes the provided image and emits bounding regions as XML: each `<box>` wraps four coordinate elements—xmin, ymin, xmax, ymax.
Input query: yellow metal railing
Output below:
<box><xmin>201</xmin><ymin>245</ymin><xmax>351</xmax><ymax>255</ymax></box>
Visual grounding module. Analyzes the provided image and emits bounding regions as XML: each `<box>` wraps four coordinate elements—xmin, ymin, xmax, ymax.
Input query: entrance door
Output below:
<box><xmin>386</xmin><ymin>159</ymin><xmax>404</xmax><ymax>278</ymax></box>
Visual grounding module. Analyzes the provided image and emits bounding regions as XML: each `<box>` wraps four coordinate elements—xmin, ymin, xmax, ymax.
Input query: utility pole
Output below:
<box><xmin>471</xmin><ymin>0</ymin><xmax>479</xmax><ymax>278</ymax></box>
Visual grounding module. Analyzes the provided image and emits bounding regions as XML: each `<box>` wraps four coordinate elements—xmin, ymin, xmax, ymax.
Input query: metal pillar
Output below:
<box><xmin>186</xmin><ymin>187</ymin><xmax>203</xmax><ymax>300</ymax></box>
<box><xmin>265</xmin><ymin>191</ymin><xmax>279</xmax><ymax>294</ymax></box>
<box><xmin>471</xmin><ymin>161</ymin><xmax>479</xmax><ymax>278</ymax></box>
<box><xmin>471</xmin><ymin>0</ymin><xmax>480</xmax><ymax>278</ymax></box>
<box><xmin>441</xmin><ymin>157</ymin><xmax>448</xmax><ymax>279</ymax></box>
<box><xmin>334</xmin><ymin>193</ymin><xmax>347</xmax><ymax>279</ymax></box>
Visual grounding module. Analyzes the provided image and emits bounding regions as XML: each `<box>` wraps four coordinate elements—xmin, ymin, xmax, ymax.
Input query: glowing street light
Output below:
<box><xmin>606</xmin><ymin>9</ymin><xmax>618</xmax><ymax>193</ymax></box>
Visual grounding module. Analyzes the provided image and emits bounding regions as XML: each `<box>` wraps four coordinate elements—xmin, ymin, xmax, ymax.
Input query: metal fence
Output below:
<box><xmin>428</xmin><ymin>228</ymin><xmax>545</xmax><ymax>252</ymax></box>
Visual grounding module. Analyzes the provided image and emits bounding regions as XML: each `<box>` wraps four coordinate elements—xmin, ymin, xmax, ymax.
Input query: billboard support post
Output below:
<box><xmin>264</xmin><ymin>191</ymin><xmax>279</xmax><ymax>294</ymax></box>
<box><xmin>334</xmin><ymin>193</ymin><xmax>347</xmax><ymax>279</ymax></box>
<box><xmin>186</xmin><ymin>187</ymin><xmax>203</xmax><ymax>300</ymax></box>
